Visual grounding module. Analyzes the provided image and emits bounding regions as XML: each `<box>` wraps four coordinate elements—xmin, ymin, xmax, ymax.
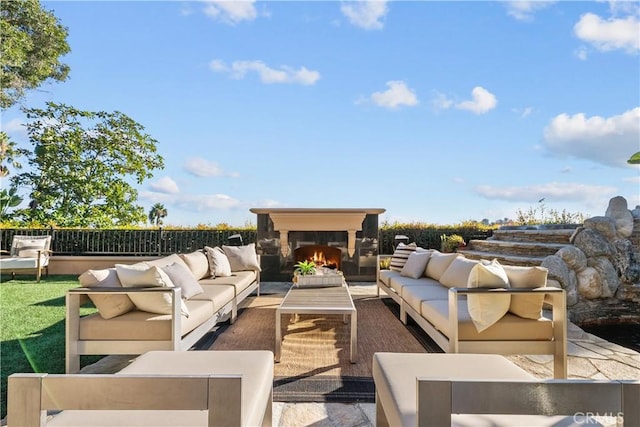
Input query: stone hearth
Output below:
<box><xmin>250</xmin><ymin>208</ymin><xmax>385</xmax><ymax>281</ymax></box>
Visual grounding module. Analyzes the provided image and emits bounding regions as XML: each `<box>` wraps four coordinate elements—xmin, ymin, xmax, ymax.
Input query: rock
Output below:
<box><xmin>612</xmin><ymin>238</ymin><xmax>640</xmax><ymax>284</ymax></box>
<box><xmin>587</xmin><ymin>257</ymin><xmax>621</xmax><ymax>298</ymax></box>
<box><xmin>583</xmin><ymin>216</ymin><xmax>617</xmax><ymax>242</ymax></box>
<box><xmin>572</xmin><ymin>228</ymin><xmax>616</xmax><ymax>259</ymax></box>
<box><xmin>605</xmin><ymin>196</ymin><xmax>634</xmax><ymax>238</ymax></box>
<box><xmin>541</xmin><ymin>255</ymin><xmax>571</xmax><ymax>289</ymax></box>
<box><xmin>631</xmin><ymin>205</ymin><xmax>640</xmax><ymax>219</ymax></box>
<box><xmin>556</xmin><ymin>246</ymin><xmax>587</xmax><ymax>272</ymax></box>
<box><xmin>548</xmin><ymin>278</ymin><xmax>578</xmax><ymax>306</ymax></box>
<box><xmin>577</xmin><ymin>267</ymin><xmax>603</xmax><ymax>299</ymax></box>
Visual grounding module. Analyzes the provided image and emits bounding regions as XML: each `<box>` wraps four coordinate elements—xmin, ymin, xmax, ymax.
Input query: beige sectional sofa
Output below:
<box><xmin>66</xmin><ymin>246</ymin><xmax>261</xmax><ymax>373</ymax></box>
<box><xmin>377</xmin><ymin>244</ymin><xmax>567</xmax><ymax>378</ymax></box>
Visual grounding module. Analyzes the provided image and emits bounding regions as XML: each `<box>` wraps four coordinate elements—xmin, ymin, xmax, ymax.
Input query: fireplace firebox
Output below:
<box><xmin>250</xmin><ymin>208</ymin><xmax>385</xmax><ymax>281</ymax></box>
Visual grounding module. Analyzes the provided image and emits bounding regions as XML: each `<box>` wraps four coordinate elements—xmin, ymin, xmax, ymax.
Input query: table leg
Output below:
<box><xmin>350</xmin><ymin>309</ymin><xmax>357</xmax><ymax>363</ymax></box>
<box><xmin>275</xmin><ymin>308</ymin><xmax>282</xmax><ymax>363</ymax></box>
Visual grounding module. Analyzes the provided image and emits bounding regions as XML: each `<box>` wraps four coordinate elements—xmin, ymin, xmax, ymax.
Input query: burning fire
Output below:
<box><xmin>306</xmin><ymin>250</ymin><xmax>339</xmax><ymax>269</ymax></box>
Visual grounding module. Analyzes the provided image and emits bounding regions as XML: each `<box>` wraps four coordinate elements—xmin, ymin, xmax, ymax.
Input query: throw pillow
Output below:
<box><xmin>400</xmin><ymin>251</ymin><xmax>432</xmax><ymax>279</ymax></box>
<box><xmin>161</xmin><ymin>262</ymin><xmax>204</xmax><ymax>299</ymax></box>
<box><xmin>15</xmin><ymin>238</ymin><xmax>48</xmax><ymax>258</ymax></box>
<box><xmin>204</xmin><ymin>246</ymin><xmax>232</xmax><ymax>277</ymax></box>
<box><xmin>466</xmin><ymin>259</ymin><xmax>511</xmax><ymax>332</ymax></box>
<box><xmin>424</xmin><ymin>252</ymin><xmax>460</xmax><ymax>281</ymax></box>
<box><xmin>438</xmin><ymin>256</ymin><xmax>480</xmax><ymax>288</ymax></box>
<box><xmin>389</xmin><ymin>243</ymin><xmax>417</xmax><ymax>272</ymax></box>
<box><xmin>178</xmin><ymin>250</ymin><xmax>210</xmax><ymax>280</ymax></box>
<box><xmin>503</xmin><ymin>265</ymin><xmax>548</xmax><ymax>319</ymax></box>
<box><xmin>78</xmin><ymin>268</ymin><xmax>135</xmax><ymax>320</ymax></box>
<box><xmin>222</xmin><ymin>243</ymin><xmax>261</xmax><ymax>272</ymax></box>
<box><xmin>115</xmin><ymin>264</ymin><xmax>189</xmax><ymax>317</ymax></box>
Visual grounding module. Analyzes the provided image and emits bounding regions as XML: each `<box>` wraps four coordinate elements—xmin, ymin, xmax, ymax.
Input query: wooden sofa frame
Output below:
<box><xmin>66</xmin><ymin>279</ymin><xmax>259</xmax><ymax>373</ymax></box>
<box><xmin>414</xmin><ymin>378</ymin><xmax>640</xmax><ymax>426</ymax></box>
<box><xmin>8</xmin><ymin>372</ymin><xmax>271</xmax><ymax>427</ymax></box>
<box><xmin>377</xmin><ymin>255</ymin><xmax>568</xmax><ymax>379</ymax></box>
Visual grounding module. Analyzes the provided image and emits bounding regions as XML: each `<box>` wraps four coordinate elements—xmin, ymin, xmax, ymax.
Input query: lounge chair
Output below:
<box><xmin>0</xmin><ymin>235</ymin><xmax>52</xmax><ymax>282</ymax></box>
<box><xmin>373</xmin><ymin>352</ymin><xmax>640</xmax><ymax>426</ymax></box>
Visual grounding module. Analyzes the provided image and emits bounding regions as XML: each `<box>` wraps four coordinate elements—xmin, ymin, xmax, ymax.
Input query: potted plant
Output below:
<box><xmin>440</xmin><ymin>234</ymin><xmax>466</xmax><ymax>253</ymax></box>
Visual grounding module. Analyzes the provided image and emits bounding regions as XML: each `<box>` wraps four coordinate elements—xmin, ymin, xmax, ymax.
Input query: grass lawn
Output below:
<box><xmin>0</xmin><ymin>275</ymin><xmax>99</xmax><ymax>419</ymax></box>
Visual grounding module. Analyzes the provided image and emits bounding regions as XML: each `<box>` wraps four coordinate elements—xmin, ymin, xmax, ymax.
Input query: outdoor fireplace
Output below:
<box><xmin>250</xmin><ymin>208</ymin><xmax>385</xmax><ymax>281</ymax></box>
<box><xmin>294</xmin><ymin>245</ymin><xmax>342</xmax><ymax>270</ymax></box>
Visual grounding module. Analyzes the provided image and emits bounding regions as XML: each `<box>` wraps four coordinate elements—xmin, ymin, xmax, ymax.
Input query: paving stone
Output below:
<box><xmin>325</xmin><ymin>403</ymin><xmax>371</xmax><ymax>427</ymax></box>
<box><xmin>279</xmin><ymin>402</ymin><xmax>332</xmax><ymax>427</ymax></box>
<box><xmin>568</xmin><ymin>341</ymin><xmax>609</xmax><ymax>359</ymax></box>
<box><xmin>272</xmin><ymin>402</ymin><xmax>286</xmax><ymax>426</ymax></box>
<box><xmin>590</xmin><ymin>358</ymin><xmax>640</xmax><ymax>380</ymax></box>
<box><xmin>357</xmin><ymin>403</ymin><xmax>376</xmax><ymax>426</ymax></box>
<box><xmin>575</xmin><ymin>340</ymin><xmax>615</xmax><ymax>356</ymax></box>
<box><xmin>565</xmin><ymin>357</ymin><xmax>600</xmax><ymax>379</ymax></box>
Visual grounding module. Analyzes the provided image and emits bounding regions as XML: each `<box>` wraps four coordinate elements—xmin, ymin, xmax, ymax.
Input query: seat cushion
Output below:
<box><xmin>402</xmin><ymin>282</ymin><xmax>450</xmax><ymax>313</ymax></box>
<box><xmin>198</xmin><ymin>270</ymin><xmax>257</xmax><ymax>296</ymax></box>
<box><xmin>378</xmin><ymin>269</ymin><xmax>402</xmax><ymax>287</ymax></box>
<box><xmin>190</xmin><ymin>284</ymin><xmax>236</xmax><ymax>312</ymax></box>
<box><xmin>0</xmin><ymin>256</ymin><xmax>49</xmax><ymax>269</ymax></box>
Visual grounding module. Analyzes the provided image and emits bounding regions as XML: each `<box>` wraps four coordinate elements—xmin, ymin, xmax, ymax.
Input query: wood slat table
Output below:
<box><xmin>275</xmin><ymin>285</ymin><xmax>357</xmax><ymax>363</ymax></box>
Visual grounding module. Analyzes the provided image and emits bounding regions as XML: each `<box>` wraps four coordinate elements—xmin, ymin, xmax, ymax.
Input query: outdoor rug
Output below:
<box><xmin>201</xmin><ymin>294</ymin><xmax>442</xmax><ymax>403</ymax></box>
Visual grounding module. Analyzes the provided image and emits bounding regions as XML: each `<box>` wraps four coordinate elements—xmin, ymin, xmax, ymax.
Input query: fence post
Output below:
<box><xmin>158</xmin><ymin>227</ymin><xmax>163</xmax><ymax>257</ymax></box>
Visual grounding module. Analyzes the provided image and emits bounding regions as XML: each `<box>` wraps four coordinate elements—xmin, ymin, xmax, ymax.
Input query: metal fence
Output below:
<box><xmin>1</xmin><ymin>227</ymin><xmax>492</xmax><ymax>256</ymax></box>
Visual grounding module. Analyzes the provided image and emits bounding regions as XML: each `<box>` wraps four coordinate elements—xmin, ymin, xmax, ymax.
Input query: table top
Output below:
<box><xmin>279</xmin><ymin>285</ymin><xmax>355</xmax><ymax>311</ymax></box>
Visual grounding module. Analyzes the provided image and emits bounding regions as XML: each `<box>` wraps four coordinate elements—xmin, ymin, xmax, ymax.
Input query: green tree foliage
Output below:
<box><xmin>628</xmin><ymin>152</ymin><xmax>640</xmax><ymax>165</ymax></box>
<box><xmin>13</xmin><ymin>102</ymin><xmax>164</xmax><ymax>227</ymax></box>
<box><xmin>148</xmin><ymin>203</ymin><xmax>167</xmax><ymax>226</ymax></box>
<box><xmin>0</xmin><ymin>186</ymin><xmax>22</xmax><ymax>219</ymax></box>
<box><xmin>0</xmin><ymin>0</ymin><xmax>71</xmax><ymax>109</ymax></box>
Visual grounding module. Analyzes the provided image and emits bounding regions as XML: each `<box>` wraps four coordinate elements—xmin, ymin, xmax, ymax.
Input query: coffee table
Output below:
<box><xmin>275</xmin><ymin>285</ymin><xmax>357</xmax><ymax>363</ymax></box>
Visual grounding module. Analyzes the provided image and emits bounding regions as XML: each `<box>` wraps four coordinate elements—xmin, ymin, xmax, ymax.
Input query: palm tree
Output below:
<box><xmin>148</xmin><ymin>203</ymin><xmax>167</xmax><ymax>226</ymax></box>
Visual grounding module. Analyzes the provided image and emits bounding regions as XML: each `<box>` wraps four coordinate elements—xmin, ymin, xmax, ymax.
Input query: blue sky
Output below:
<box><xmin>2</xmin><ymin>0</ymin><xmax>639</xmax><ymax>227</ymax></box>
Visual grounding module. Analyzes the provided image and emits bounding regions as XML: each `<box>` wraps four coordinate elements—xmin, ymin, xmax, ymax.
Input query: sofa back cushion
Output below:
<box><xmin>400</xmin><ymin>250</ymin><xmax>432</xmax><ymax>279</ymax></box>
<box><xmin>503</xmin><ymin>265</ymin><xmax>548</xmax><ymax>319</ymax></box>
<box><xmin>389</xmin><ymin>243</ymin><xmax>417</xmax><ymax>272</ymax></box>
<box><xmin>78</xmin><ymin>268</ymin><xmax>135</xmax><ymax>320</ymax></box>
<box><xmin>425</xmin><ymin>252</ymin><xmax>460</xmax><ymax>281</ymax></box>
<box><xmin>439</xmin><ymin>256</ymin><xmax>480</xmax><ymax>288</ymax></box>
<box><xmin>161</xmin><ymin>262</ymin><xmax>204</xmax><ymax>299</ymax></box>
<box><xmin>179</xmin><ymin>251</ymin><xmax>210</xmax><ymax>280</ymax></box>
<box><xmin>222</xmin><ymin>244</ymin><xmax>261</xmax><ymax>272</ymax></box>
<box><xmin>466</xmin><ymin>259</ymin><xmax>511</xmax><ymax>332</ymax></box>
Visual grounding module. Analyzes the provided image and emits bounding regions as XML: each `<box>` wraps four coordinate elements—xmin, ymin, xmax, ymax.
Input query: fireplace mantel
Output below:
<box><xmin>249</xmin><ymin>208</ymin><xmax>385</xmax><ymax>257</ymax></box>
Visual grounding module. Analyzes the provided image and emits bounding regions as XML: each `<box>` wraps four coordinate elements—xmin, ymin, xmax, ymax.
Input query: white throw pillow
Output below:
<box><xmin>438</xmin><ymin>256</ymin><xmax>480</xmax><ymax>288</ymax></box>
<box><xmin>179</xmin><ymin>250</ymin><xmax>210</xmax><ymax>280</ymax></box>
<box><xmin>389</xmin><ymin>243</ymin><xmax>417</xmax><ymax>272</ymax></box>
<box><xmin>204</xmin><ymin>246</ymin><xmax>232</xmax><ymax>277</ymax></box>
<box><xmin>161</xmin><ymin>262</ymin><xmax>204</xmax><ymax>299</ymax></box>
<box><xmin>424</xmin><ymin>252</ymin><xmax>459</xmax><ymax>281</ymax></box>
<box><xmin>222</xmin><ymin>243</ymin><xmax>261</xmax><ymax>272</ymax></box>
<box><xmin>400</xmin><ymin>251</ymin><xmax>432</xmax><ymax>279</ymax></box>
<box><xmin>115</xmin><ymin>264</ymin><xmax>189</xmax><ymax>317</ymax></box>
<box><xmin>466</xmin><ymin>259</ymin><xmax>511</xmax><ymax>332</ymax></box>
<box><xmin>78</xmin><ymin>268</ymin><xmax>135</xmax><ymax>319</ymax></box>
<box><xmin>503</xmin><ymin>265</ymin><xmax>548</xmax><ymax>319</ymax></box>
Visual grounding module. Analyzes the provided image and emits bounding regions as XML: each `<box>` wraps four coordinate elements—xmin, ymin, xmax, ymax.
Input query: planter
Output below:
<box><xmin>295</xmin><ymin>272</ymin><xmax>344</xmax><ymax>287</ymax></box>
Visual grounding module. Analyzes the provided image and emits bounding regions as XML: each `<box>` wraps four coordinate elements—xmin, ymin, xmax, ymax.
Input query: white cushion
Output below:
<box><xmin>400</xmin><ymin>251</ymin><xmax>431</xmax><ymax>279</ymax></box>
<box><xmin>115</xmin><ymin>264</ymin><xmax>189</xmax><ymax>317</ymax></box>
<box><xmin>438</xmin><ymin>256</ymin><xmax>479</xmax><ymax>288</ymax></box>
<box><xmin>78</xmin><ymin>268</ymin><xmax>135</xmax><ymax>320</ymax></box>
<box><xmin>11</xmin><ymin>235</ymin><xmax>51</xmax><ymax>256</ymax></box>
<box><xmin>161</xmin><ymin>262</ymin><xmax>204</xmax><ymax>299</ymax></box>
<box><xmin>503</xmin><ymin>265</ymin><xmax>548</xmax><ymax>319</ymax></box>
<box><xmin>204</xmin><ymin>246</ymin><xmax>232</xmax><ymax>277</ymax></box>
<box><xmin>425</xmin><ymin>252</ymin><xmax>459</xmax><ymax>281</ymax></box>
<box><xmin>178</xmin><ymin>251</ymin><xmax>211</xmax><ymax>280</ymax></box>
<box><xmin>222</xmin><ymin>244</ymin><xmax>261</xmax><ymax>272</ymax></box>
<box><xmin>466</xmin><ymin>259</ymin><xmax>511</xmax><ymax>332</ymax></box>
<box><xmin>389</xmin><ymin>243</ymin><xmax>417</xmax><ymax>272</ymax></box>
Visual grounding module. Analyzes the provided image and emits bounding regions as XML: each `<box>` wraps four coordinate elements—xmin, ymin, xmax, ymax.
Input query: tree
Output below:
<box><xmin>13</xmin><ymin>102</ymin><xmax>164</xmax><ymax>227</ymax></box>
<box><xmin>0</xmin><ymin>0</ymin><xmax>71</xmax><ymax>109</ymax></box>
<box><xmin>148</xmin><ymin>203</ymin><xmax>167</xmax><ymax>226</ymax></box>
<box><xmin>628</xmin><ymin>152</ymin><xmax>640</xmax><ymax>165</ymax></box>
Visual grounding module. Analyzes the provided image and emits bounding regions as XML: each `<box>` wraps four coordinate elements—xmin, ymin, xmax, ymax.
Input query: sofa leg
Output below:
<box><xmin>400</xmin><ymin>305</ymin><xmax>407</xmax><ymax>325</ymax></box>
<box><xmin>375</xmin><ymin>392</ymin><xmax>390</xmax><ymax>427</ymax></box>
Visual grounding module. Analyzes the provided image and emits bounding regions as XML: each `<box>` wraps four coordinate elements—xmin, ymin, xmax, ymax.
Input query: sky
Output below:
<box><xmin>2</xmin><ymin>0</ymin><xmax>639</xmax><ymax>227</ymax></box>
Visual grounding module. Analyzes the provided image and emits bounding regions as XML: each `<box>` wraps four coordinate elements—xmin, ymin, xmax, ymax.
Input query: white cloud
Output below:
<box><xmin>149</xmin><ymin>176</ymin><xmax>179</xmax><ymax>194</ymax></box>
<box><xmin>474</xmin><ymin>182</ymin><xmax>616</xmax><ymax>203</ymax></box>
<box><xmin>431</xmin><ymin>92</ymin><xmax>454</xmax><ymax>111</ymax></box>
<box><xmin>341</xmin><ymin>1</ymin><xmax>388</xmax><ymax>30</ymax></box>
<box><xmin>370</xmin><ymin>81</ymin><xmax>418</xmax><ymax>109</ymax></box>
<box><xmin>203</xmin><ymin>0</ymin><xmax>257</xmax><ymax>25</ymax></box>
<box><xmin>574</xmin><ymin>46</ymin><xmax>589</xmax><ymax>60</ymax></box>
<box><xmin>543</xmin><ymin>107</ymin><xmax>640</xmax><ymax>168</ymax></box>
<box><xmin>176</xmin><ymin>194</ymin><xmax>241</xmax><ymax>211</ymax></box>
<box><xmin>210</xmin><ymin>59</ymin><xmax>320</xmax><ymax>85</ymax></box>
<box><xmin>512</xmin><ymin>106</ymin><xmax>533</xmax><ymax>118</ymax></box>
<box><xmin>456</xmin><ymin>86</ymin><xmax>497</xmax><ymax>114</ymax></box>
<box><xmin>504</xmin><ymin>1</ymin><xmax>555</xmax><ymax>21</ymax></box>
<box><xmin>574</xmin><ymin>13</ymin><xmax>640</xmax><ymax>54</ymax></box>
<box><xmin>183</xmin><ymin>157</ymin><xmax>236</xmax><ymax>177</ymax></box>
<box><xmin>623</xmin><ymin>175</ymin><xmax>640</xmax><ymax>184</ymax></box>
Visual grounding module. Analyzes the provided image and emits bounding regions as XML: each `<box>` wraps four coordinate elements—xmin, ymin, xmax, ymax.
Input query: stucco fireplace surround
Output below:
<box><xmin>250</xmin><ymin>208</ymin><xmax>385</xmax><ymax>281</ymax></box>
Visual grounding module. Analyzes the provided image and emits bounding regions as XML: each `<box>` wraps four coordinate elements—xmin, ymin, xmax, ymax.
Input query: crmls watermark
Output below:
<box><xmin>573</xmin><ymin>412</ymin><xmax>624</xmax><ymax>424</ymax></box>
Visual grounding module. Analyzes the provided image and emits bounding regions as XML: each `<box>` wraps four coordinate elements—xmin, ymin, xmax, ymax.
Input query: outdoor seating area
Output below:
<box><xmin>0</xmin><ymin>235</ymin><xmax>52</xmax><ymax>282</ymax></box>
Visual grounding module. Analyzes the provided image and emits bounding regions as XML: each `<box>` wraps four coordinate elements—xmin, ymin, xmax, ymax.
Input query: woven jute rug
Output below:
<box><xmin>202</xmin><ymin>294</ymin><xmax>441</xmax><ymax>402</ymax></box>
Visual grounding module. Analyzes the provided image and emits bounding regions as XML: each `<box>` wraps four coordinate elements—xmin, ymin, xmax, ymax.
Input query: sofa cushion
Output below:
<box><xmin>420</xmin><ymin>299</ymin><xmax>553</xmax><ymax>341</ymax></box>
<box><xmin>389</xmin><ymin>275</ymin><xmax>440</xmax><ymax>299</ymax></box>
<box><xmin>116</xmin><ymin>264</ymin><xmax>189</xmax><ymax>317</ymax></box>
<box><xmin>503</xmin><ymin>265</ymin><xmax>548</xmax><ymax>319</ymax></box>
<box><xmin>424</xmin><ymin>252</ymin><xmax>459</xmax><ymax>281</ymax></box>
<box><xmin>161</xmin><ymin>262</ymin><xmax>204</xmax><ymax>299</ymax></box>
<box><xmin>438</xmin><ymin>256</ymin><xmax>479</xmax><ymax>288</ymax></box>
<box><xmin>222</xmin><ymin>243</ymin><xmax>261</xmax><ymax>272</ymax></box>
<box><xmin>400</xmin><ymin>251</ymin><xmax>431</xmax><ymax>279</ymax></box>
<box><xmin>204</xmin><ymin>246</ymin><xmax>232</xmax><ymax>277</ymax></box>
<box><xmin>379</xmin><ymin>269</ymin><xmax>402</xmax><ymax>287</ymax></box>
<box><xmin>178</xmin><ymin>250</ymin><xmax>210</xmax><ymax>280</ymax></box>
<box><xmin>198</xmin><ymin>270</ymin><xmax>258</xmax><ymax>296</ymax></box>
<box><xmin>145</xmin><ymin>253</ymin><xmax>190</xmax><ymax>270</ymax></box>
<box><xmin>466</xmin><ymin>259</ymin><xmax>511</xmax><ymax>332</ymax></box>
<box><xmin>191</xmin><ymin>284</ymin><xmax>236</xmax><ymax>312</ymax></box>
<box><xmin>78</xmin><ymin>268</ymin><xmax>135</xmax><ymax>320</ymax></box>
<box><xmin>402</xmin><ymin>282</ymin><xmax>450</xmax><ymax>313</ymax></box>
<box><xmin>389</xmin><ymin>243</ymin><xmax>417</xmax><ymax>272</ymax></box>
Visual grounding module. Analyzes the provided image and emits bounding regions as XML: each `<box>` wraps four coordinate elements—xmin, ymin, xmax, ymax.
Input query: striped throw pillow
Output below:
<box><xmin>389</xmin><ymin>242</ymin><xmax>417</xmax><ymax>272</ymax></box>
